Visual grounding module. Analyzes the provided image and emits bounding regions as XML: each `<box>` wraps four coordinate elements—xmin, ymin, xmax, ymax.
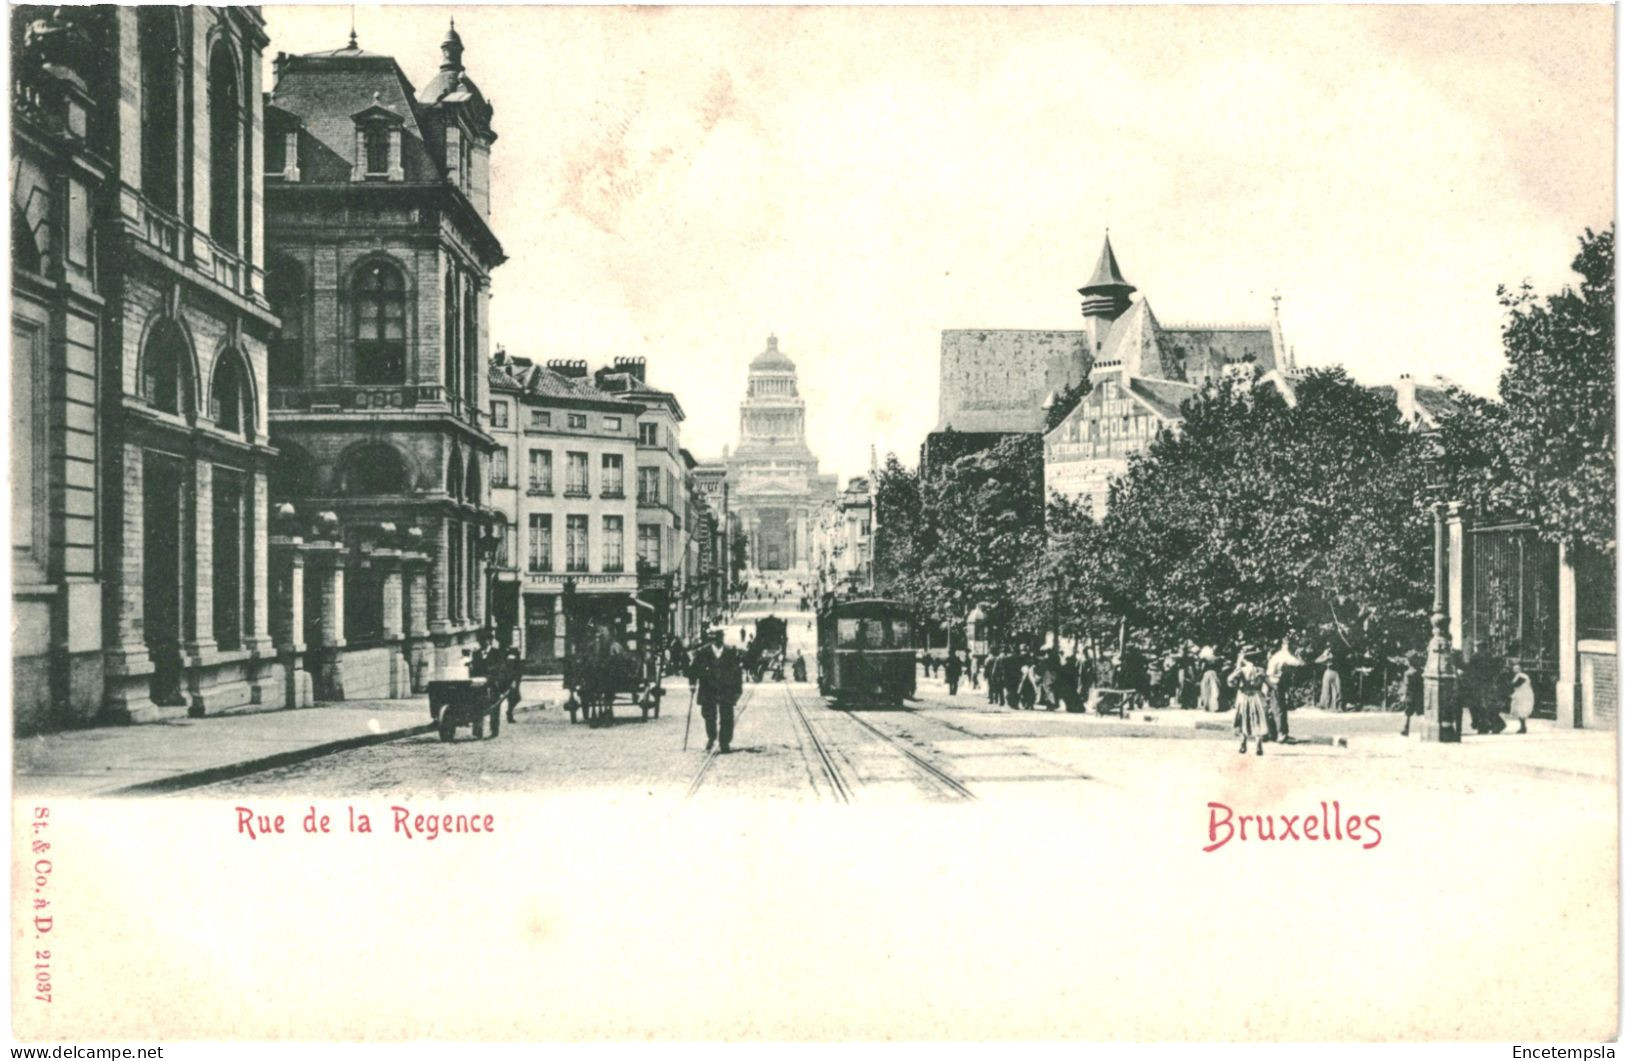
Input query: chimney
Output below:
<box><xmin>273</xmin><ymin>51</ymin><xmax>288</xmax><ymax>86</ymax></box>
<box><xmin>546</xmin><ymin>358</ymin><xmax>588</xmax><ymax>379</ymax></box>
<box><xmin>613</xmin><ymin>356</ymin><xmax>647</xmax><ymax>383</ymax></box>
<box><xmin>1395</xmin><ymin>373</ymin><xmax>1417</xmax><ymax>424</ymax></box>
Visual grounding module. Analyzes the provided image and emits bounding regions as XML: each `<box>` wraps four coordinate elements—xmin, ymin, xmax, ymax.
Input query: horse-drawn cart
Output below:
<box><xmin>427</xmin><ymin>650</ymin><xmax>523</xmax><ymax>742</ymax></box>
<box><xmin>562</xmin><ymin>630</ymin><xmax>666</xmax><ymax>726</ymax></box>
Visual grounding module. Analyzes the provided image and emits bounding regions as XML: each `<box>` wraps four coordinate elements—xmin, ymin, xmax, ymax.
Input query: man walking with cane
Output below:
<box><xmin>687</xmin><ymin>624</ymin><xmax>744</xmax><ymax>753</ymax></box>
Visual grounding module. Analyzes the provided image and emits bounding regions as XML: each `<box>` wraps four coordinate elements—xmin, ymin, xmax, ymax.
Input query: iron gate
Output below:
<box><xmin>1466</xmin><ymin>523</ymin><xmax>1558</xmax><ymax>718</ymax></box>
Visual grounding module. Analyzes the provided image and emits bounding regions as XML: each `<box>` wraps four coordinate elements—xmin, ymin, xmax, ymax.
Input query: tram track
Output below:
<box><xmin>783</xmin><ymin>684</ymin><xmax>854</xmax><ymax>803</ymax></box>
<box><xmin>835</xmin><ymin>703</ymin><xmax>978</xmax><ymax>801</ymax></box>
<box><xmin>870</xmin><ymin>706</ymin><xmax>1095</xmax><ymax>784</ymax></box>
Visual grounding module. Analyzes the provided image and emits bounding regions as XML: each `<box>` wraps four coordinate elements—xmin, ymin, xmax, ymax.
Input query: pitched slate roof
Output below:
<box><xmin>270</xmin><ymin>45</ymin><xmax>444</xmax><ymax>183</ymax></box>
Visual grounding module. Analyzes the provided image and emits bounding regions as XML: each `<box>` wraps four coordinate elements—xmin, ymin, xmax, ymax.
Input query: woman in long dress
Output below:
<box><xmin>1509</xmin><ymin>665</ymin><xmax>1535</xmax><ymax>734</ymax></box>
<box><xmin>1197</xmin><ymin>647</ymin><xmax>1223</xmax><ymax>712</ymax></box>
<box><xmin>1230</xmin><ymin>648</ymin><xmax>1270</xmax><ymax>755</ymax></box>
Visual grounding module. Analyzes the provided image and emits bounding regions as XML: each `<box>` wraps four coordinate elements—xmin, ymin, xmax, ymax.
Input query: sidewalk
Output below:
<box><xmin>915</xmin><ymin>673</ymin><xmax>1617</xmax><ymax>784</ymax></box>
<box><xmin>16</xmin><ymin>698</ymin><xmax>437</xmax><ymax>797</ymax></box>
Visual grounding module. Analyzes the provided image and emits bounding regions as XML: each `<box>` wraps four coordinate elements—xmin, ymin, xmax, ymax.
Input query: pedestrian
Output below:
<box><xmin>1057</xmin><ymin>650</ymin><xmax>1080</xmax><ymax>712</ymax></box>
<box><xmin>969</xmin><ymin>653</ymin><xmax>982</xmax><ymax>691</ymax></box>
<box><xmin>1077</xmin><ymin>649</ymin><xmax>1097</xmax><ymax>712</ymax></box>
<box><xmin>1317</xmin><ymin>647</ymin><xmax>1343</xmax><ymax>712</ymax></box>
<box><xmin>1266</xmin><ymin>636</ymin><xmax>1304</xmax><ymax>742</ymax></box>
<box><xmin>945</xmin><ymin>651</ymin><xmax>963</xmax><ymax>696</ymax></box>
<box><xmin>1230</xmin><ymin>646</ymin><xmax>1270</xmax><ymax>756</ymax></box>
<box><xmin>1400</xmin><ymin>651</ymin><xmax>1425</xmax><ymax>737</ymax></box>
<box><xmin>792</xmin><ymin>651</ymin><xmax>808</xmax><ymax>683</ymax></box>
<box><xmin>1039</xmin><ymin>646</ymin><xmax>1060</xmax><ymax>709</ymax></box>
<box><xmin>1003</xmin><ymin>645</ymin><xmax>1026</xmax><ymax>708</ymax></box>
<box><xmin>687</xmin><ymin>624</ymin><xmax>744</xmax><ymax>753</ymax></box>
<box><xmin>1509</xmin><ymin>661</ymin><xmax>1534</xmax><ymax>735</ymax></box>
<box><xmin>1197</xmin><ymin>646</ymin><xmax>1223</xmax><ymax>713</ymax></box>
<box><xmin>986</xmin><ymin>651</ymin><xmax>1004</xmax><ymax>705</ymax></box>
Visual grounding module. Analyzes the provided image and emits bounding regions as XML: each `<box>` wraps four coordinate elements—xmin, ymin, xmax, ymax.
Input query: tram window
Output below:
<box><xmin>889</xmin><ymin>618</ymin><xmax>912</xmax><ymax>646</ymax></box>
<box><xmin>837</xmin><ymin>618</ymin><xmax>861</xmax><ymax>647</ymax></box>
<box><xmin>862</xmin><ymin>621</ymin><xmax>885</xmax><ymax>648</ymax></box>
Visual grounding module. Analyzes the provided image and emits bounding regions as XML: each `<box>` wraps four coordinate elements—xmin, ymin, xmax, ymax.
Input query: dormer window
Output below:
<box><xmin>365</xmin><ymin>128</ymin><xmax>389</xmax><ymax>176</ymax></box>
<box><xmin>351</xmin><ymin>96</ymin><xmax>405</xmax><ymax>182</ymax></box>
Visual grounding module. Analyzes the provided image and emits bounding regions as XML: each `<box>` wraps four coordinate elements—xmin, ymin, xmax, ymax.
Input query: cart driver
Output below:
<box><xmin>688</xmin><ymin>624</ymin><xmax>744</xmax><ymax>754</ymax></box>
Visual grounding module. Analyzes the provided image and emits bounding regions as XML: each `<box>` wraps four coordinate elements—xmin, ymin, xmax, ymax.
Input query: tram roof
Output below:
<box><xmin>820</xmin><ymin>597</ymin><xmax>911</xmax><ymax>618</ymax></box>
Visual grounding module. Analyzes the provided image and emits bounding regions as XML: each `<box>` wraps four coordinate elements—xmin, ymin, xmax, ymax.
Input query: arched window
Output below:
<box><xmin>138</xmin><ymin>9</ymin><xmax>179</xmax><ymax>213</ymax></box>
<box><xmin>447</xmin><ymin>449</ymin><xmax>463</xmax><ymax>502</ymax></box>
<box><xmin>266</xmin><ymin>258</ymin><xmax>305</xmax><ymax>386</ymax></box>
<box><xmin>210</xmin><ymin>349</ymin><xmax>253</xmax><ymax>435</ymax></box>
<box><xmin>207</xmin><ymin>42</ymin><xmax>240</xmax><ymax>249</ymax></box>
<box><xmin>443</xmin><ymin>266</ymin><xmax>459</xmax><ymax>399</ymax></box>
<box><xmin>142</xmin><ymin>319</ymin><xmax>191</xmax><ymax>417</ymax></box>
<box><xmin>338</xmin><ymin>443</ymin><xmax>409</xmax><ymax>497</ymax></box>
<box><xmin>353</xmin><ymin>261</ymin><xmax>406</xmax><ymax>384</ymax></box>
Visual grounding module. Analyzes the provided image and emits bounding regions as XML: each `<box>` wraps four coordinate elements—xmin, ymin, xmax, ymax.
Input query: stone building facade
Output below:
<box><xmin>80</xmin><ymin>7</ymin><xmax>284</xmax><ymax>725</ymax></box>
<box><xmin>261</xmin><ymin>24</ymin><xmax>504</xmax><ymax>699</ymax></box>
<box><xmin>719</xmin><ymin>335</ymin><xmax>838</xmax><ymax>574</ymax></box>
<box><xmin>11</xmin><ymin>8</ymin><xmax>114</xmax><ymax>731</ymax></box>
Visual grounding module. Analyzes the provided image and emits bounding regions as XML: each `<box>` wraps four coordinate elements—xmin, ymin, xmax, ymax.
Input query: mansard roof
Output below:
<box><xmin>271</xmin><ymin>44</ymin><xmax>444</xmax><ymax>184</ymax></box>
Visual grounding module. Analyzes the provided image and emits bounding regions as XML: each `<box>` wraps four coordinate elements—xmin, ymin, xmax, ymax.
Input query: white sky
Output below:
<box><xmin>262</xmin><ymin>4</ymin><xmax>1615</xmax><ymax>482</ymax></box>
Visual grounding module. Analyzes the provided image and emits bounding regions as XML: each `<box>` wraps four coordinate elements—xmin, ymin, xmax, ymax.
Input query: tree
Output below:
<box><xmin>1044</xmin><ymin>379</ymin><xmax>1091</xmax><ymax>432</ymax></box>
<box><xmin>1442</xmin><ymin>225</ymin><xmax>1615</xmax><ymax>554</ymax></box>
<box><xmin>918</xmin><ymin>434</ymin><xmax>1046</xmax><ymax>644</ymax></box>
<box><xmin>1098</xmin><ymin>367</ymin><xmax>1433</xmax><ymax>658</ymax></box>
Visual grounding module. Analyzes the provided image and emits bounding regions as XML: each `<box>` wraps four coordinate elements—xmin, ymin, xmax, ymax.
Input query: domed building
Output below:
<box><xmin>721</xmin><ymin>335</ymin><xmax>837</xmax><ymax>574</ymax></box>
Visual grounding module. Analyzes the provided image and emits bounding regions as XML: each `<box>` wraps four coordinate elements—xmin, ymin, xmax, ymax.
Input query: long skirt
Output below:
<box><xmin>1198</xmin><ymin>670</ymin><xmax>1223</xmax><ymax>712</ymax></box>
<box><xmin>1319</xmin><ymin>669</ymin><xmax>1342</xmax><ymax>712</ymax></box>
<box><xmin>1234</xmin><ymin>690</ymin><xmax>1268</xmax><ymax>739</ymax></box>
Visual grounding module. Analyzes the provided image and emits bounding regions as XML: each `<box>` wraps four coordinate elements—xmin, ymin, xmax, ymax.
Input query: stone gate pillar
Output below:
<box><xmin>269</xmin><ymin>512</ymin><xmax>314</xmax><ymax>709</ymax></box>
<box><xmin>305</xmin><ymin>539</ymin><xmax>347</xmax><ymax>701</ymax></box>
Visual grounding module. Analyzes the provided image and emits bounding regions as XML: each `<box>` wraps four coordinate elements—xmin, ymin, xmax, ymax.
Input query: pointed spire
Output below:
<box><xmin>440</xmin><ymin>17</ymin><xmax>464</xmax><ymax>71</ymax></box>
<box><xmin>1078</xmin><ymin>232</ymin><xmax>1136</xmax><ymax>322</ymax></box>
<box><xmin>1085</xmin><ymin>233</ymin><xmax>1131</xmax><ymax>291</ymax></box>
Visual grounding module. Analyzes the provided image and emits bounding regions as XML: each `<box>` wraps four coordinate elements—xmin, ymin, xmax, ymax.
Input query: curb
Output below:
<box><xmin>111</xmin><ymin>720</ymin><xmax>438</xmax><ymax>796</ymax></box>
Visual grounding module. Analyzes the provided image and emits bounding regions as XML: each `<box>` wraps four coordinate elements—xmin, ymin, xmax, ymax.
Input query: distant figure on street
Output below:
<box><xmin>1076</xmin><ymin>650</ymin><xmax>1097</xmax><ymax>712</ymax></box>
<box><xmin>944</xmin><ymin>651</ymin><xmax>963</xmax><ymax>696</ymax></box>
<box><xmin>968</xmin><ymin>653</ymin><xmax>982</xmax><ymax>691</ymax></box>
<box><xmin>1003</xmin><ymin>646</ymin><xmax>1027</xmax><ymax>708</ymax></box>
<box><xmin>1317</xmin><ymin>647</ymin><xmax>1343</xmax><ymax>712</ymax></box>
<box><xmin>1197</xmin><ymin>647</ymin><xmax>1224</xmax><ymax>713</ymax></box>
<box><xmin>792</xmin><ymin>651</ymin><xmax>807</xmax><ymax>683</ymax></box>
<box><xmin>1230</xmin><ymin>646</ymin><xmax>1270</xmax><ymax>756</ymax></box>
<box><xmin>1266</xmin><ymin>637</ymin><xmax>1305</xmax><ymax>742</ymax></box>
<box><xmin>1400</xmin><ymin>651</ymin><xmax>1425</xmax><ymax>737</ymax></box>
<box><xmin>1509</xmin><ymin>661</ymin><xmax>1535</xmax><ymax>734</ymax></box>
<box><xmin>688</xmin><ymin>625</ymin><xmax>744</xmax><ymax>753</ymax></box>
<box><xmin>985</xmin><ymin>651</ymin><xmax>1005</xmax><ymax>705</ymax></box>
<box><xmin>1038</xmin><ymin>648</ymin><xmax>1061</xmax><ymax>709</ymax></box>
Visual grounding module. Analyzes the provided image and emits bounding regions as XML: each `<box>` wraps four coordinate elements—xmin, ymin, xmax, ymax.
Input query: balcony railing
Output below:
<box><xmin>270</xmin><ymin>384</ymin><xmax>451</xmax><ymax>412</ymax></box>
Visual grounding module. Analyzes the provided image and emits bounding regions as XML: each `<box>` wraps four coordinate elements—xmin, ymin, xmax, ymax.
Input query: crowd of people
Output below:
<box><xmin>916</xmin><ymin>632</ymin><xmax>1539</xmax><ymax>744</ymax></box>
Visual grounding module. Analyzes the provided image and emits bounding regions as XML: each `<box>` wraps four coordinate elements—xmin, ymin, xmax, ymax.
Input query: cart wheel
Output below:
<box><xmin>489</xmin><ymin>707</ymin><xmax>501</xmax><ymax>739</ymax></box>
<box><xmin>438</xmin><ymin>714</ymin><xmax>456</xmax><ymax>742</ymax></box>
<box><xmin>472</xmin><ymin>715</ymin><xmax>485</xmax><ymax>739</ymax></box>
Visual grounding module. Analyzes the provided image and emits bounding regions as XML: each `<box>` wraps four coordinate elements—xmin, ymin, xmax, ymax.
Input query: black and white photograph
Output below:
<box><xmin>6</xmin><ymin>2</ymin><xmax>1617</xmax><ymax>1045</ymax></box>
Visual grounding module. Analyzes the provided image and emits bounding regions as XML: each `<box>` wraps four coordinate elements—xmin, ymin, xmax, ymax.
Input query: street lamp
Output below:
<box><xmin>476</xmin><ymin>521</ymin><xmax>502</xmax><ymax>649</ymax></box>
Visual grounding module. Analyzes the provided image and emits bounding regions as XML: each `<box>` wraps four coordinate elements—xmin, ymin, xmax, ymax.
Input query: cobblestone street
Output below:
<box><xmin>198</xmin><ymin>610</ymin><xmax>1615</xmax><ymax>810</ymax></box>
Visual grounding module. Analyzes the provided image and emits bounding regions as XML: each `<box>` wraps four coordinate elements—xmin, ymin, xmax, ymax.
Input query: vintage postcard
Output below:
<box><xmin>8</xmin><ymin>2</ymin><xmax>1618</xmax><ymax>1045</ymax></box>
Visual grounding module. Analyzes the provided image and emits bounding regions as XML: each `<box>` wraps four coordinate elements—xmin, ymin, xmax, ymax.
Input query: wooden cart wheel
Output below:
<box><xmin>438</xmin><ymin>714</ymin><xmax>456</xmax><ymax>742</ymax></box>
<box><xmin>472</xmin><ymin>714</ymin><xmax>485</xmax><ymax>739</ymax></box>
